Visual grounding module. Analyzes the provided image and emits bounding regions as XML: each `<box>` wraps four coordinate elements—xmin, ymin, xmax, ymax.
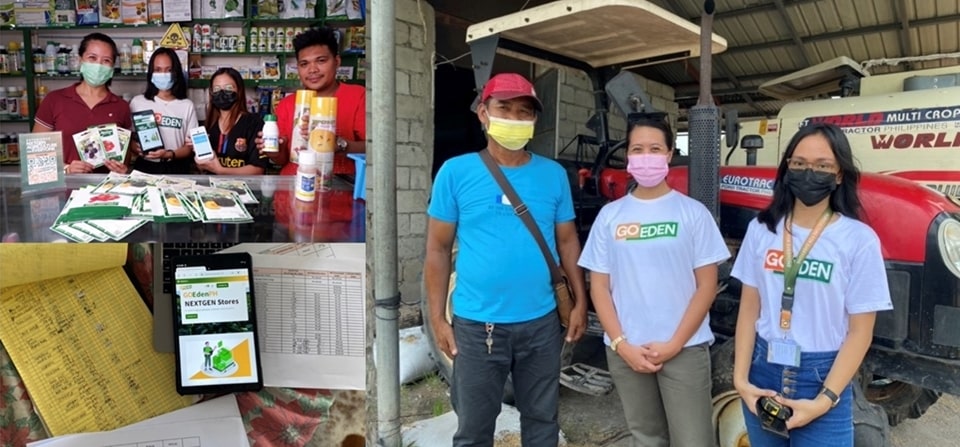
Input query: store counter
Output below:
<box><xmin>0</xmin><ymin>173</ymin><xmax>365</xmax><ymax>243</ymax></box>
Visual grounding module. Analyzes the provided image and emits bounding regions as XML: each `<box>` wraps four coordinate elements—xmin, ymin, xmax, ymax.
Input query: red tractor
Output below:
<box><xmin>422</xmin><ymin>2</ymin><xmax>960</xmax><ymax>445</ymax></box>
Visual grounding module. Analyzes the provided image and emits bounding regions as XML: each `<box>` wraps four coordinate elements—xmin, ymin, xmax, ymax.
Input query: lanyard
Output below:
<box><xmin>779</xmin><ymin>209</ymin><xmax>833</xmax><ymax>331</ymax></box>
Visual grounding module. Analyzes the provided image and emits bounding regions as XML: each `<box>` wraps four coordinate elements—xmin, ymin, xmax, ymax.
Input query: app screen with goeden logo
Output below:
<box><xmin>175</xmin><ymin>266</ymin><xmax>259</xmax><ymax>387</ymax></box>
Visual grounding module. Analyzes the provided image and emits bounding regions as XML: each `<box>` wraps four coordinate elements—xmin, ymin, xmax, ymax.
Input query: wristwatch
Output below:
<box><xmin>336</xmin><ymin>136</ymin><xmax>348</xmax><ymax>152</ymax></box>
<box><xmin>820</xmin><ymin>386</ymin><xmax>840</xmax><ymax>408</ymax></box>
<box><xmin>610</xmin><ymin>335</ymin><xmax>627</xmax><ymax>353</ymax></box>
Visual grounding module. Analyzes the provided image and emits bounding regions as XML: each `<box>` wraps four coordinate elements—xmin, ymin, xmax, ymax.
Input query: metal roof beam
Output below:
<box><xmin>896</xmin><ymin>0</ymin><xmax>915</xmax><ymax>70</ymax></box>
<box><xmin>704</xmin><ymin>0</ymin><xmax>823</xmax><ymax>20</ymax></box>
<box><xmin>772</xmin><ymin>0</ymin><xmax>814</xmax><ymax>66</ymax></box>
<box><xmin>725</xmin><ymin>12</ymin><xmax>960</xmax><ymax>55</ymax></box>
<box><xmin>672</xmin><ymin>69</ymin><xmax>795</xmax><ymax>91</ymax></box>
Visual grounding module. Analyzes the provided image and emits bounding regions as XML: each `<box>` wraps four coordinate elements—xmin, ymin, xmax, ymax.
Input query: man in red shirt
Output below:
<box><xmin>259</xmin><ymin>27</ymin><xmax>366</xmax><ymax>176</ymax></box>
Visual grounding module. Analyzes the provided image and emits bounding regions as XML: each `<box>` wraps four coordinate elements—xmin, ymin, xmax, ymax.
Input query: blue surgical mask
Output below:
<box><xmin>151</xmin><ymin>72</ymin><xmax>174</xmax><ymax>91</ymax></box>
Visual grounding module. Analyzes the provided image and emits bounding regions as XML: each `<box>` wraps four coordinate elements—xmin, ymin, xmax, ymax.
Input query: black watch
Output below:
<box><xmin>820</xmin><ymin>386</ymin><xmax>840</xmax><ymax>408</ymax></box>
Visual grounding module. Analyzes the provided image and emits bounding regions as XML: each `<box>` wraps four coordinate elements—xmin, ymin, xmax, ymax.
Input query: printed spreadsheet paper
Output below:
<box><xmin>0</xmin><ymin>244</ymin><xmax>194</xmax><ymax>436</ymax></box>
<box><xmin>219</xmin><ymin>243</ymin><xmax>367</xmax><ymax>389</ymax></box>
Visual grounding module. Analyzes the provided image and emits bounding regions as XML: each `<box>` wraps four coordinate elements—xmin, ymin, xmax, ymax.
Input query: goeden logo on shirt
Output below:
<box><xmin>764</xmin><ymin>249</ymin><xmax>834</xmax><ymax>283</ymax></box>
<box><xmin>614</xmin><ymin>222</ymin><xmax>679</xmax><ymax>241</ymax></box>
<box><xmin>159</xmin><ymin>115</ymin><xmax>183</xmax><ymax>129</ymax></box>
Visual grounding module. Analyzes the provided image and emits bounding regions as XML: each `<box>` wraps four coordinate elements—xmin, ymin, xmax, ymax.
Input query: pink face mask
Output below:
<box><xmin>627</xmin><ymin>153</ymin><xmax>670</xmax><ymax>188</ymax></box>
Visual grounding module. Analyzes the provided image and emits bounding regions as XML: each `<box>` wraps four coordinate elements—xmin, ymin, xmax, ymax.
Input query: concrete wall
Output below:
<box><xmin>364</xmin><ymin>0</ymin><xmax>436</xmax><ymax>324</ymax></box>
<box><xmin>538</xmin><ymin>68</ymin><xmax>679</xmax><ymax>161</ymax></box>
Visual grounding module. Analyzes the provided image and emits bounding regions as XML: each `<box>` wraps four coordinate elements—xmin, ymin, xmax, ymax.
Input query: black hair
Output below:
<box><xmin>205</xmin><ymin>67</ymin><xmax>248</xmax><ymax>133</ymax></box>
<box><xmin>293</xmin><ymin>26</ymin><xmax>340</xmax><ymax>61</ymax></box>
<box><xmin>626</xmin><ymin>116</ymin><xmax>675</xmax><ymax>151</ymax></box>
<box><xmin>78</xmin><ymin>32</ymin><xmax>119</xmax><ymax>88</ymax></box>
<box><xmin>79</xmin><ymin>32</ymin><xmax>119</xmax><ymax>61</ymax></box>
<box><xmin>757</xmin><ymin>123</ymin><xmax>863</xmax><ymax>233</ymax></box>
<box><xmin>144</xmin><ymin>48</ymin><xmax>187</xmax><ymax>100</ymax></box>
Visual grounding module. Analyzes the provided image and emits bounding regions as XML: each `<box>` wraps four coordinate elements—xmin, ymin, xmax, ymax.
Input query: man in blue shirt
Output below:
<box><xmin>424</xmin><ymin>72</ymin><xmax>588</xmax><ymax>446</ymax></box>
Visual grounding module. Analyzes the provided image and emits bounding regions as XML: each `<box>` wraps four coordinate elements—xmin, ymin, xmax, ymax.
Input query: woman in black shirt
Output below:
<box><xmin>195</xmin><ymin>67</ymin><xmax>269</xmax><ymax>175</ymax></box>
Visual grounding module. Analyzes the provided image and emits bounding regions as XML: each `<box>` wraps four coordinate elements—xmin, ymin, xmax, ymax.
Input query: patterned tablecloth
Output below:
<box><xmin>0</xmin><ymin>244</ymin><xmax>366</xmax><ymax>447</ymax></box>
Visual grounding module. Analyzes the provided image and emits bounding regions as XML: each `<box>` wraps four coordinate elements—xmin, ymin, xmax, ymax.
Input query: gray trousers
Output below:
<box><xmin>606</xmin><ymin>343</ymin><xmax>713</xmax><ymax>447</ymax></box>
<box><xmin>451</xmin><ymin>311</ymin><xmax>564</xmax><ymax>447</ymax></box>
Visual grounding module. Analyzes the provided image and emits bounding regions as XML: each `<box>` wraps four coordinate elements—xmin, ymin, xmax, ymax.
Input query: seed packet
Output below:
<box><xmin>209</xmin><ymin>178</ymin><xmax>259</xmax><ymax>204</ymax></box>
<box><xmin>121</xmin><ymin>0</ymin><xmax>147</xmax><ymax>25</ymax></box>
<box><xmin>85</xmin><ymin>218</ymin><xmax>149</xmax><ymax>240</ymax></box>
<box><xmin>191</xmin><ymin>187</ymin><xmax>253</xmax><ymax>222</ymax></box>
<box><xmin>74</xmin><ymin>128</ymin><xmax>106</xmax><ymax>168</ymax></box>
<box><xmin>99</xmin><ymin>0</ymin><xmax>121</xmax><ymax>23</ymax></box>
<box><xmin>109</xmin><ymin>170</ymin><xmax>161</xmax><ymax>196</ymax></box>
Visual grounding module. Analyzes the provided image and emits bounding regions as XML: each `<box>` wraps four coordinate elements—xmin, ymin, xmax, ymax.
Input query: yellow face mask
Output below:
<box><xmin>486</xmin><ymin>115</ymin><xmax>535</xmax><ymax>151</ymax></box>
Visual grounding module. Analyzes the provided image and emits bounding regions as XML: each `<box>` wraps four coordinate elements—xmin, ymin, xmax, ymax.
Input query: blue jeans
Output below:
<box><xmin>450</xmin><ymin>311</ymin><xmax>563</xmax><ymax>447</ymax></box>
<box><xmin>742</xmin><ymin>337</ymin><xmax>854</xmax><ymax>447</ymax></box>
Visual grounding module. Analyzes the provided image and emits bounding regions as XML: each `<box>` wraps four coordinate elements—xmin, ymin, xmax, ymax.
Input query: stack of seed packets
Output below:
<box><xmin>209</xmin><ymin>178</ymin><xmax>259</xmax><ymax>204</ymax></box>
<box><xmin>184</xmin><ymin>185</ymin><xmax>255</xmax><ymax>223</ymax></box>
<box><xmin>72</xmin><ymin>124</ymin><xmax>132</xmax><ymax>168</ymax></box>
<box><xmin>50</xmin><ymin>185</ymin><xmax>148</xmax><ymax>242</ymax></box>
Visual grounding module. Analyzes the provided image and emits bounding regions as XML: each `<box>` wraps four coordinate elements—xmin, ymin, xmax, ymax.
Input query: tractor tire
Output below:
<box><xmin>710</xmin><ymin>339</ymin><xmax>893</xmax><ymax>447</ymax></box>
<box><xmin>710</xmin><ymin>338</ymin><xmax>751</xmax><ymax>447</ymax></box>
<box><xmin>860</xmin><ymin>372</ymin><xmax>942</xmax><ymax>426</ymax></box>
<box><xmin>852</xmin><ymin>377</ymin><xmax>891</xmax><ymax>447</ymax></box>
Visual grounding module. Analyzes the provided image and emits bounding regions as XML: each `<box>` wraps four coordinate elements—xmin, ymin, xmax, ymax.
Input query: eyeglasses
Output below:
<box><xmin>211</xmin><ymin>85</ymin><xmax>236</xmax><ymax>93</ymax></box>
<box><xmin>787</xmin><ymin>158</ymin><xmax>837</xmax><ymax>173</ymax></box>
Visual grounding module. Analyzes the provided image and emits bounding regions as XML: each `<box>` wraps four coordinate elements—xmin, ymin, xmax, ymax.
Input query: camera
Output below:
<box><xmin>756</xmin><ymin>396</ymin><xmax>792</xmax><ymax>438</ymax></box>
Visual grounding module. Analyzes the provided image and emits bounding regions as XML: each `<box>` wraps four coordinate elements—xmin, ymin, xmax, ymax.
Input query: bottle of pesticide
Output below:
<box><xmin>261</xmin><ymin>114</ymin><xmax>279</xmax><ymax>153</ymax></box>
<box><xmin>295</xmin><ymin>150</ymin><xmax>317</xmax><ymax>202</ymax></box>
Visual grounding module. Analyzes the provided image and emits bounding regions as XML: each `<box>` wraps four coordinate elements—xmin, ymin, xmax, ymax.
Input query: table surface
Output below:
<box><xmin>0</xmin><ymin>173</ymin><xmax>366</xmax><ymax>243</ymax></box>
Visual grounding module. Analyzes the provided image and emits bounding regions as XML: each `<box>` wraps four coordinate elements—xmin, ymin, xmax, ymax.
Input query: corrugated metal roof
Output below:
<box><xmin>429</xmin><ymin>0</ymin><xmax>959</xmax><ymax>121</ymax></box>
<box><xmin>633</xmin><ymin>0</ymin><xmax>959</xmax><ymax>120</ymax></box>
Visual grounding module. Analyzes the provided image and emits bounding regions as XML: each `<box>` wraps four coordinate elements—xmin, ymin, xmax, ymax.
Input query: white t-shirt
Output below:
<box><xmin>731</xmin><ymin>216</ymin><xmax>893</xmax><ymax>352</ymax></box>
<box><xmin>129</xmin><ymin>95</ymin><xmax>198</xmax><ymax>162</ymax></box>
<box><xmin>578</xmin><ymin>190</ymin><xmax>731</xmax><ymax>348</ymax></box>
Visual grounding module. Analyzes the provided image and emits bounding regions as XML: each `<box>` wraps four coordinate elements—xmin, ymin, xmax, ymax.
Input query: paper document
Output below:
<box><xmin>221</xmin><ymin>242</ymin><xmax>365</xmax><ymax>260</ymax></box>
<box><xmin>0</xmin><ymin>244</ymin><xmax>194</xmax><ymax>436</ymax></box>
<box><xmin>26</xmin><ymin>415</ymin><xmax>247</xmax><ymax>447</ymax></box>
<box><xmin>219</xmin><ymin>244</ymin><xmax>366</xmax><ymax>389</ymax></box>
<box><xmin>29</xmin><ymin>395</ymin><xmax>242</xmax><ymax>446</ymax></box>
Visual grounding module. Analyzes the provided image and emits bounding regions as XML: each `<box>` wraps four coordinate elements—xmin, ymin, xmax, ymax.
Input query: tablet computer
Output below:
<box><xmin>172</xmin><ymin>252</ymin><xmax>263</xmax><ymax>395</ymax></box>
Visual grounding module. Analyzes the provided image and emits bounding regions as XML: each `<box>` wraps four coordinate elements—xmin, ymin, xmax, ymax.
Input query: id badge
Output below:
<box><xmin>768</xmin><ymin>338</ymin><xmax>801</xmax><ymax>367</ymax></box>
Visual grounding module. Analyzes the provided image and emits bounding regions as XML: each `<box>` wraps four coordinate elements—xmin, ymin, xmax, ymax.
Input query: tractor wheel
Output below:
<box><xmin>710</xmin><ymin>339</ymin><xmax>893</xmax><ymax>447</ymax></box>
<box><xmin>710</xmin><ymin>338</ymin><xmax>752</xmax><ymax>447</ymax></box>
<box><xmin>851</xmin><ymin>374</ymin><xmax>891</xmax><ymax>447</ymax></box>
<box><xmin>860</xmin><ymin>372</ymin><xmax>941</xmax><ymax>426</ymax></box>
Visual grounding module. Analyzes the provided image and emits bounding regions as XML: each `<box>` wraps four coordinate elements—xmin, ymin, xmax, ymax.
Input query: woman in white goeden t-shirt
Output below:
<box><xmin>731</xmin><ymin>123</ymin><xmax>892</xmax><ymax>446</ymax></box>
<box><xmin>129</xmin><ymin>47</ymin><xmax>198</xmax><ymax>175</ymax></box>
<box><xmin>578</xmin><ymin>118</ymin><xmax>730</xmax><ymax>446</ymax></box>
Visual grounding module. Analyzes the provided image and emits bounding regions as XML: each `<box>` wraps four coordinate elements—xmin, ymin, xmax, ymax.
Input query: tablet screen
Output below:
<box><xmin>173</xmin><ymin>253</ymin><xmax>262</xmax><ymax>394</ymax></box>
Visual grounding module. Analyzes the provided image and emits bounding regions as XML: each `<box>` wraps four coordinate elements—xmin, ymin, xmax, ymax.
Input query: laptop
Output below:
<box><xmin>152</xmin><ymin>242</ymin><xmax>236</xmax><ymax>352</ymax></box>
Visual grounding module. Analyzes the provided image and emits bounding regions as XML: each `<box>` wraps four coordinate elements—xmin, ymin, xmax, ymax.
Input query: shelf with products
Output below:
<box><xmin>1</xmin><ymin>0</ymin><xmax>364</xmax><ymax>126</ymax></box>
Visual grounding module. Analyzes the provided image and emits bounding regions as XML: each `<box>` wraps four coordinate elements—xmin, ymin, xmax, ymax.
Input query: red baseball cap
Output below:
<box><xmin>481</xmin><ymin>73</ymin><xmax>543</xmax><ymax>112</ymax></box>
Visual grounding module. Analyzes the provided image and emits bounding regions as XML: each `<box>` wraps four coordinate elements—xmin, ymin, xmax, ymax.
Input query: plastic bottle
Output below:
<box><xmin>15</xmin><ymin>42</ymin><xmax>25</xmax><ymax>74</ymax></box>
<box><xmin>33</xmin><ymin>48</ymin><xmax>45</xmax><ymax>74</ymax></box>
<box><xmin>18</xmin><ymin>88</ymin><xmax>27</xmax><ymax>117</ymax></box>
<box><xmin>6</xmin><ymin>42</ymin><xmax>19</xmax><ymax>74</ymax></box>
<box><xmin>56</xmin><ymin>44</ymin><xmax>69</xmax><ymax>75</ymax></box>
<box><xmin>261</xmin><ymin>114</ymin><xmax>279</xmax><ymax>153</ymax></box>
<box><xmin>295</xmin><ymin>150</ymin><xmax>317</xmax><ymax>202</ymax></box>
<box><xmin>0</xmin><ymin>48</ymin><xmax>9</xmax><ymax>75</ymax></box>
<box><xmin>44</xmin><ymin>41</ymin><xmax>56</xmax><ymax>74</ymax></box>
<box><xmin>131</xmin><ymin>39</ymin><xmax>144</xmax><ymax>74</ymax></box>
<box><xmin>119</xmin><ymin>43</ymin><xmax>132</xmax><ymax>75</ymax></box>
<box><xmin>36</xmin><ymin>85</ymin><xmax>48</xmax><ymax>105</ymax></box>
<box><xmin>68</xmin><ymin>45</ymin><xmax>80</xmax><ymax>75</ymax></box>
<box><xmin>6</xmin><ymin>87</ymin><xmax>18</xmax><ymax>118</ymax></box>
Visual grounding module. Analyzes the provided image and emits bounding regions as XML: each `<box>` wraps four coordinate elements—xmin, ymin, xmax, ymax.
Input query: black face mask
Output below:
<box><xmin>784</xmin><ymin>168</ymin><xmax>838</xmax><ymax>206</ymax></box>
<box><xmin>211</xmin><ymin>90</ymin><xmax>238</xmax><ymax>110</ymax></box>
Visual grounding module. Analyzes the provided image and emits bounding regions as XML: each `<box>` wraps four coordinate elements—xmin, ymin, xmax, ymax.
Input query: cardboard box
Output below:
<box><xmin>13</xmin><ymin>0</ymin><xmax>54</xmax><ymax>26</ymax></box>
<box><xmin>99</xmin><ymin>0</ymin><xmax>121</xmax><ymax>23</ymax></box>
<box><xmin>53</xmin><ymin>0</ymin><xmax>75</xmax><ymax>24</ymax></box>
<box><xmin>76</xmin><ymin>0</ymin><xmax>99</xmax><ymax>25</ymax></box>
